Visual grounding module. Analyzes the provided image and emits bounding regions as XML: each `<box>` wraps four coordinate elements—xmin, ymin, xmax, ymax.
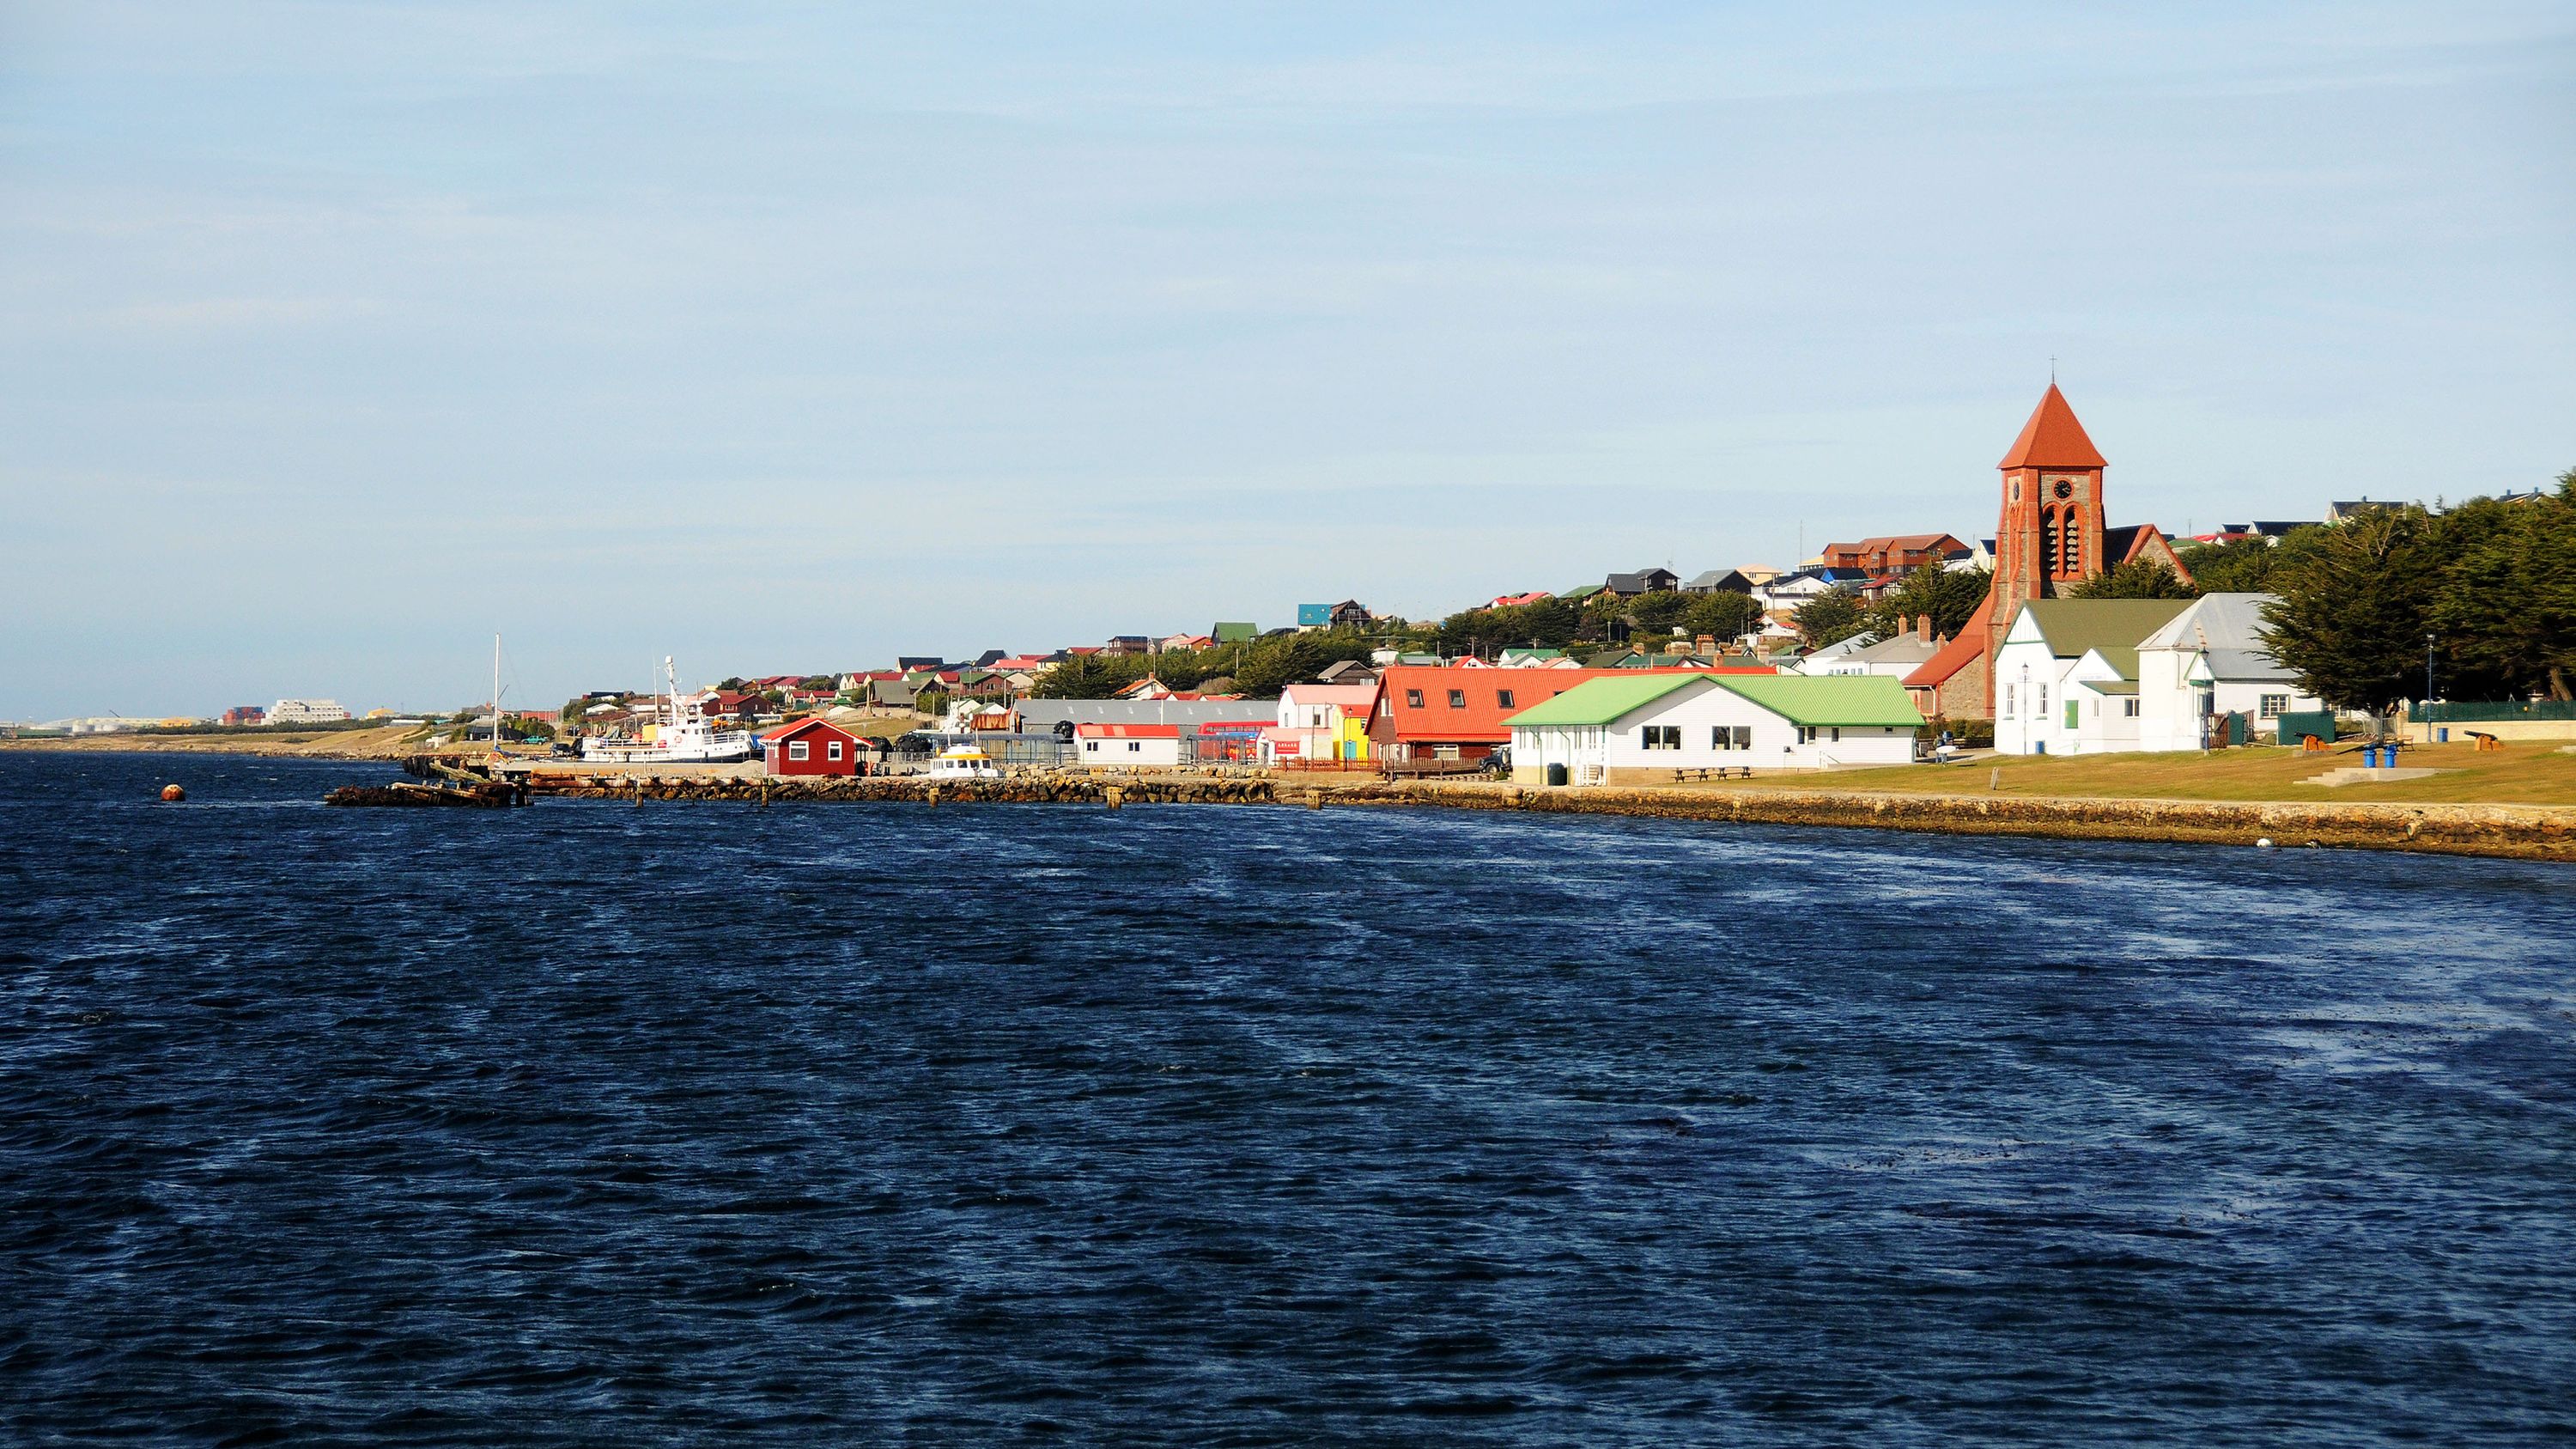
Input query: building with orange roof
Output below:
<box><xmin>1902</xmin><ymin>385</ymin><xmax>2193</xmax><ymax>720</ymax></box>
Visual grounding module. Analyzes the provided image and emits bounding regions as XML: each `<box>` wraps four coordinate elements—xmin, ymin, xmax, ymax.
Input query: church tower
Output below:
<box><xmin>1980</xmin><ymin>383</ymin><xmax>2107</xmax><ymax>707</ymax></box>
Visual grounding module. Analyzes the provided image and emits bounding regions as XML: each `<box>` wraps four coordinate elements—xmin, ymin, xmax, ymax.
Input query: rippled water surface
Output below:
<box><xmin>4</xmin><ymin>753</ymin><xmax>2574</xmax><ymax>1445</ymax></box>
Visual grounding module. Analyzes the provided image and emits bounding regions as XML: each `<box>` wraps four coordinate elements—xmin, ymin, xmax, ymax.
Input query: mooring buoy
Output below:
<box><xmin>159</xmin><ymin>783</ymin><xmax>185</xmax><ymax>802</ymax></box>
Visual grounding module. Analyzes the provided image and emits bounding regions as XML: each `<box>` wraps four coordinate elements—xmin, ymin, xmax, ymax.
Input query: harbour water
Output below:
<box><xmin>4</xmin><ymin>753</ymin><xmax>2573</xmax><ymax>1444</ymax></box>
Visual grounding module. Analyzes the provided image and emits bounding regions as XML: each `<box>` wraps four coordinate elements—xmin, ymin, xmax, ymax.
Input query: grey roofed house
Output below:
<box><xmin>1603</xmin><ymin>567</ymin><xmax>1680</xmax><ymax>596</ymax></box>
<box><xmin>1681</xmin><ymin>569</ymin><xmax>1757</xmax><ymax>594</ymax></box>
<box><xmin>2135</xmin><ymin>593</ymin><xmax>2300</xmax><ymax>682</ymax></box>
<box><xmin>1009</xmin><ymin>698</ymin><xmax>1279</xmax><ymax>735</ymax></box>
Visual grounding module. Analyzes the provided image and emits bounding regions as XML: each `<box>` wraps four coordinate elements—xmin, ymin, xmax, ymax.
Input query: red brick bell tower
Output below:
<box><xmin>1899</xmin><ymin>383</ymin><xmax>2127</xmax><ymax>720</ymax></box>
<box><xmin>1993</xmin><ymin>384</ymin><xmax>2107</xmax><ymax>598</ymax></box>
<box><xmin>1979</xmin><ymin>383</ymin><xmax>2107</xmax><ymax>709</ymax></box>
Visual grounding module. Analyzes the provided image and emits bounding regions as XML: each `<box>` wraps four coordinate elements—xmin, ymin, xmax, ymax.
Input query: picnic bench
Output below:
<box><xmin>1672</xmin><ymin>766</ymin><xmax>1753</xmax><ymax>782</ymax></box>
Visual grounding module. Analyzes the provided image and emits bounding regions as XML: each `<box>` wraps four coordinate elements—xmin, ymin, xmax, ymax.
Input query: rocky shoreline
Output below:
<box><xmin>519</xmin><ymin>770</ymin><xmax>2576</xmax><ymax>862</ymax></box>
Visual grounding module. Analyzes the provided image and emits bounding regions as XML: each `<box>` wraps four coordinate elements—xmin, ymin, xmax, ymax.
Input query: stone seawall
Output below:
<box><xmin>521</xmin><ymin>772</ymin><xmax>2576</xmax><ymax>862</ymax></box>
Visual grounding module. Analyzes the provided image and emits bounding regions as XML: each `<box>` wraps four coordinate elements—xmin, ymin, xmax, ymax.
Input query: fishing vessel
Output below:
<box><xmin>581</xmin><ymin>658</ymin><xmax>753</xmax><ymax>764</ymax></box>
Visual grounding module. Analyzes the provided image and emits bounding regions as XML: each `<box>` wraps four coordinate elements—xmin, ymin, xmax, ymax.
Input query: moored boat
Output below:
<box><xmin>581</xmin><ymin>658</ymin><xmax>753</xmax><ymax>764</ymax></box>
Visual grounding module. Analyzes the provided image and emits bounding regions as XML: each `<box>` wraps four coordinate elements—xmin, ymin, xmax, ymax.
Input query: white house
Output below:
<box><xmin>1991</xmin><ymin>600</ymin><xmax>2194</xmax><ymax>756</ymax></box>
<box><xmin>1798</xmin><ymin>624</ymin><xmax>1941</xmax><ymax>680</ymax></box>
<box><xmin>1506</xmin><ymin>673</ymin><xmax>1922</xmax><ymax>785</ymax></box>
<box><xmin>1074</xmin><ymin>721</ymin><xmax>1182</xmax><ymax>767</ymax></box>
<box><xmin>1260</xmin><ymin>683</ymin><xmax>1377</xmax><ymax>765</ymax></box>
<box><xmin>2135</xmin><ymin>593</ymin><xmax>2323</xmax><ymax>751</ymax></box>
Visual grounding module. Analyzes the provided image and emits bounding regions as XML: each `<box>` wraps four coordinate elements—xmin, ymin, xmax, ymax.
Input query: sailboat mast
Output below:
<box><xmin>489</xmin><ymin>633</ymin><xmax>502</xmax><ymax>742</ymax></box>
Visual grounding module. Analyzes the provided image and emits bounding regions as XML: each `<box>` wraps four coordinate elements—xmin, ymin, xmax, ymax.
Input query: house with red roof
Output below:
<box><xmin>1365</xmin><ymin>664</ymin><xmax>1769</xmax><ymax>763</ymax></box>
<box><xmin>760</xmin><ymin>716</ymin><xmax>869</xmax><ymax>776</ymax></box>
<box><xmin>1073</xmin><ymin>721</ymin><xmax>1182</xmax><ymax>768</ymax></box>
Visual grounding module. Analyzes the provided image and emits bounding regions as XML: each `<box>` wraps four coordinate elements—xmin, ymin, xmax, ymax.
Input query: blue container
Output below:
<box><xmin>2437</xmin><ymin>728</ymin><xmax>2449</xmax><ymax>743</ymax></box>
<box><xmin>2362</xmin><ymin>745</ymin><xmax>2380</xmax><ymax>767</ymax></box>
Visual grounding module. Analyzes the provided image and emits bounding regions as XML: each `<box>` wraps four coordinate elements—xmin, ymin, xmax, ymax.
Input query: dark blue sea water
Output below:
<box><xmin>3</xmin><ymin>753</ymin><xmax>2573</xmax><ymax>1446</ymax></box>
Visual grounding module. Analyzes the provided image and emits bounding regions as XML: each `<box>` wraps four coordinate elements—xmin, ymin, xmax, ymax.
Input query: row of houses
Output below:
<box><xmin>750</xmin><ymin>658</ymin><xmax>1929</xmax><ymax>781</ymax></box>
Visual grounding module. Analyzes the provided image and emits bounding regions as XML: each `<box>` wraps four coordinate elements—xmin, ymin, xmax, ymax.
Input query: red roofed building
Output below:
<box><xmin>1816</xmin><ymin>534</ymin><xmax>1970</xmax><ymax>575</ymax></box>
<box><xmin>1367</xmin><ymin>664</ymin><xmax>1773</xmax><ymax>763</ymax></box>
<box><xmin>1903</xmin><ymin>385</ymin><xmax>2193</xmax><ymax>719</ymax></box>
<box><xmin>1074</xmin><ymin>721</ymin><xmax>1182</xmax><ymax>768</ymax></box>
<box><xmin>760</xmin><ymin>716</ymin><xmax>867</xmax><ymax>776</ymax></box>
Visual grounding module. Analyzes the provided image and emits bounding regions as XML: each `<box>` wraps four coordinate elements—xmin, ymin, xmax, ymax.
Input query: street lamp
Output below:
<box><xmin>2019</xmin><ymin>661</ymin><xmax>2031</xmax><ymax>756</ymax></box>
<box><xmin>2425</xmin><ymin>633</ymin><xmax>2438</xmax><ymax>744</ymax></box>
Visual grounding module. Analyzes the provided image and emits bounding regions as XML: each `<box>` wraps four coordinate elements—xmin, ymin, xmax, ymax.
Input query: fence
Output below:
<box><xmin>2273</xmin><ymin>709</ymin><xmax>2338</xmax><ymax>745</ymax></box>
<box><xmin>2408</xmin><ymin>700</ymin><xmax>2576</xmax><ymax>723</ymax></box>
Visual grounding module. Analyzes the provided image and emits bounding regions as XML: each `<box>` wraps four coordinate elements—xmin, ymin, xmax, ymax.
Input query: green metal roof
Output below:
<box><xmin>2019</xmin><ymin>600</ymin><xmax>2192</xmax><ymax>665</ymax></box>
<box><xmin>1505</xmin><ymin>671</ymin><xmax>1926</xmax><ymax>729</ymax></box>
<box><xmin>1211</xmin><ymin>621</ymin><xmax>1259</xmax><ymax>642</ymax></box>
<box><xmin>2088</xmin><ymin>680</ymin><xmax>2140</xmax><ymax>696</ymax></box>
<box><xmin>1558</xmin><ymin>583</ymin><xmax>1606</xmax><ymax>600</ymax></box>
<box><xmin>1503</xmin><ymin>673</ymin><xmax>1706</xmax><ymax>726</ymax></box>
<box><xmin>1706</xmin><ymin>673</ymin><xmax>1925</xmax><ymax>728</ymax></box>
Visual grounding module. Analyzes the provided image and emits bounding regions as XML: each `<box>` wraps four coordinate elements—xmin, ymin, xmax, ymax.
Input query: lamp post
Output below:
<box><xmin>2425</xmin><ymin>633</ymin><xmax>2437</xmax><ymax>744</ymax></box>
<box><xmin>2019</xmin><ymin>661</ymin><xmax>2031</xmax><ymax>757</ymax></box>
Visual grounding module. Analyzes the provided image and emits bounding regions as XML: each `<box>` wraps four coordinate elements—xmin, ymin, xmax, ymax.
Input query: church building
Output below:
<box><xmin>1904</xmin><ymin>385</ymin><xmax>2190</xmax><ymax>719</ymax></box>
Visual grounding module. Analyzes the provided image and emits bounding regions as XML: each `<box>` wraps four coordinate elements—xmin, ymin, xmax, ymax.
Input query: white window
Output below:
<box><xmin>2036</xmin><ymin>685</ymin><xmax>2048</xmax><ymax>717</ymax></box>
<box><xmin>1829</xmin><ymin>728</ymin><xmax>1841</xmax><ymax>743</ymax></box>
<box><xmin>2259</xmin><ymin>694</ymin><xmax>2288</xmax><ymax>719</ymax></box>
<box><xmin>1641</xmin><ymin>725</ymin><xmax>1680</xmax><ymax>750</ymax></box>
<box><xmin>787</xmin><ymin>740</ymin><xmax>809</xmax><ymax>761</ymax></box>
<box><xmin>1711</xmin><ymin>725</ymin><xmax>1751</xmax><ymax>751</ymax></box>
<box><xmin>1084</xmin><ymin>740</ymin><xmax>1098</xmax><ymax>752</ymax></box>
<box><xmin>827</xmin><ymin>740</ymin><xmax>843</xmax><ymax>761</ymax></box>
<box><xmin>2123</xmin><ymin>698</ymin><xmax>2141</xmax><ymax>718</ymax></box>
<box><xmin>1128</xmin><ymin>741</ymin><xmax>1141</xmax><ymax>752</ymax></box>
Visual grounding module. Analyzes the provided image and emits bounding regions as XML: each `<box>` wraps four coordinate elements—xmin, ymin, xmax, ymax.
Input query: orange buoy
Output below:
<box><xmin>160</xmin><ymin>783</ymin><xmax>185</xmax><ymax>802</ymax></box>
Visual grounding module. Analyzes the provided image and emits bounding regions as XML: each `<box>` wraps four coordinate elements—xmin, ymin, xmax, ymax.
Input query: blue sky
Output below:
<box><xmin>3</xmin><ymin>2</ymin><xmax>2570</xmax><ymax>719</ymax></box>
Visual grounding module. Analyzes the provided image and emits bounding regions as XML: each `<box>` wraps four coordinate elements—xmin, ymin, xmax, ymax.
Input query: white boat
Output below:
<box><xmin>581</xmin><ymin>657</ymin><xmax>753</xmax><ymax>764</ymax></box>
<box><xmin>927</xmin><ymin>744</ymin><xmax>1001</xmax><ymax>780</ymax></box>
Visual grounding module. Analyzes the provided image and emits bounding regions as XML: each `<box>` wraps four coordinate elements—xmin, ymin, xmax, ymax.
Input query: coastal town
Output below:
<box><xmin>21</xmin><ymin>386</ymin><xmax>2573</xmax><ymax>797</ymax></box>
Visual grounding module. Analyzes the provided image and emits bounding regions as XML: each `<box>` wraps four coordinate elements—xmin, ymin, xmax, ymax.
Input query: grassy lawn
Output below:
<box><xmin>1703</xmin><ymin>740</ymin><xmax>2576</xmax><ymax>807</ymax></box>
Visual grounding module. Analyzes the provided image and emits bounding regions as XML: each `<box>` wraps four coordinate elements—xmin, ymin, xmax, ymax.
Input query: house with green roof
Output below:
<box><xmin>1210</xmin><ymin>621</ymin><xmax>1260</xmax><ymax>645</ymax></box>
<box><xmin>1503</xmin><ymin>672</ymin><xmax>1923</xmax><ymax>785</ymax></box>
<box><xmin>1992</xmin><ymin>599</ymin><xmax>2192</xmax><ymax>756</ymax></box>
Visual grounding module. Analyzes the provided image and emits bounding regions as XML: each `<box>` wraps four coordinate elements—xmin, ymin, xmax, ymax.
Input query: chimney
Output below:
<box><xmin>1915</xmin><ymin>614</ymin><xmax>1930</xmax><ymax>642</ymax></box>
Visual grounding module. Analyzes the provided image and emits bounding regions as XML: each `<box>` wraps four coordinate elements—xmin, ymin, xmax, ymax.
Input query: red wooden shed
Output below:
<box><xmin>760</xmin><ymin>716</ymin><xmax>866</xmax><ymax>777</ymax></box>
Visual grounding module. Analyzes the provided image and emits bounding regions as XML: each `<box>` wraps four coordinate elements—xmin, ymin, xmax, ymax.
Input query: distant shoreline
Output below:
<box><xmin>0</xmin><ymin>727</ymin><xmax>425</xmax><ymax>760</ymax></box>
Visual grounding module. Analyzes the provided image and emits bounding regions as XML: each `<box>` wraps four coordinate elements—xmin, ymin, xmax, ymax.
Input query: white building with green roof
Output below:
<box><xmin>1992</xmin><ymin>599</ymin><xmax>2194</xmax><ymax>756</ymax></box>
<box><xmin>1503</xmin><ymin>673</ymin><xmax>1923</xmax><ymax>785</ymax></box>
